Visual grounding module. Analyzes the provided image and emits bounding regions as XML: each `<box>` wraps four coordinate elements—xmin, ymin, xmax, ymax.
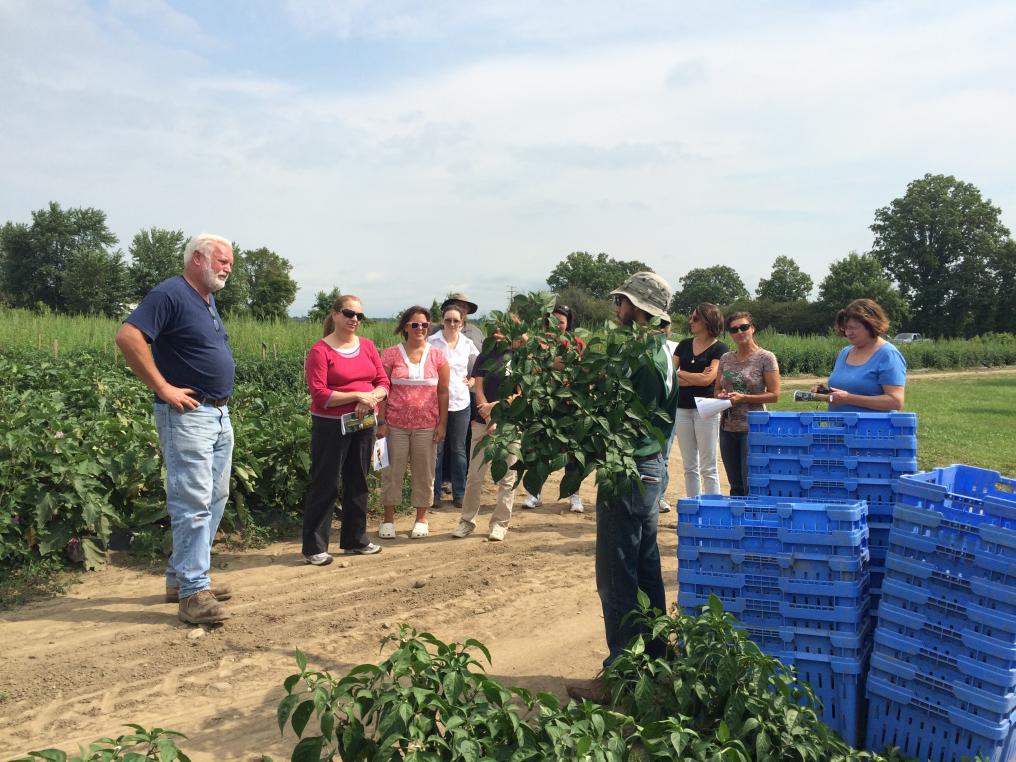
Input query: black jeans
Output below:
<box><xmin>303</xmin><ymin>416</ymin><xmax>375</xmax><ymax>554</ymax></box>
<box><xmin>719</xmin><ymin>429</ymin><xmax>749</xmax><ymax>497</ymax></box>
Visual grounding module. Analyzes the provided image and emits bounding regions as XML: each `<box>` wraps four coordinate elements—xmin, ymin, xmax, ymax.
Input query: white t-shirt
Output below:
<box><xmin>427</xmin><ymin>332</ymin><xmax>480</xmax><ymax>412</ymax></box>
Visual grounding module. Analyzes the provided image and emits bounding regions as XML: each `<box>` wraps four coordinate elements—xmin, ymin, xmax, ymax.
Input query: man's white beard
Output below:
<box><xmin>203</xmin><ymin>266</ymin><xmax>228</xmax><ymax>293</ymax></box>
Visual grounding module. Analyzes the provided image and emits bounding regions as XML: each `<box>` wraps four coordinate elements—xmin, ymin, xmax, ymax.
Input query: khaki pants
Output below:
<box><xmin>380</xmin><ymin>425</ymin><xmax>437</xmax><ymax>508</ymax></box>
<box><xmin>459</xmin><ymin>421</ymin><xmax>518</xmax><ymax>530</ymax></box>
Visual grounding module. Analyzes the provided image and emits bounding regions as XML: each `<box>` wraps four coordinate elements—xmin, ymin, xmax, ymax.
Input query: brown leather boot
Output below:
<box><xmin>178</xmin><ymin>590</ymin><xmax>230</xmax><ymax>624</ymax></box>
<box><xmin>165</xmin><ymin>582</ymin><xmax>232</xmax><ymax>603</ymax></box>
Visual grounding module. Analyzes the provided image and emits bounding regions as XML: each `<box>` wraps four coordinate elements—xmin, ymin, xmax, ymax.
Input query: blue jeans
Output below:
<box><xmin>595</xmin><ymin>452</ymin><xmax>667</xmax><ymax>668</ymax></box>
<box><xmin>154</xmin><ymin>403</ymin><xmax>234</xmax><ymax>599</ymax></box>
<box><xmin>434</xmin><ymin>407</ymin><xmax>470</xmax><ymax>501</ymax></box>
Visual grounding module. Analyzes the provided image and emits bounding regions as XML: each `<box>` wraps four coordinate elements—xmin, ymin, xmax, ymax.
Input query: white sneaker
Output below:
<box><xmin>569</xmin><ymin>494</ymin><xmax>584</xmax><ymax>513</ymax></box>
<box><xmin>451</xmin><ymin>521</ymin><xmax>475</xmax><ymax>538</ymax></box>
<box><xmin>304</xmin><ymin>552</ymin><xmax>333</xmax><ymax>566</ymax></box>
<box><xmin>658</xmin><ymin>499</ymin><xmax>672</xmax><ymax>514</ymax></box>
<box><xmin>488</xmin><ymin>524</ymin><xmax>508</xmax><ymax>541</ymax></box>
<box><xmin>522</xmin><ymin>493</ymin><xmax>542</xmax><ymax>509</ymax></box>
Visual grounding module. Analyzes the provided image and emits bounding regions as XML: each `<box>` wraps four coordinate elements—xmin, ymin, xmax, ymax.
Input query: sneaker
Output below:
<box><xmin>522</xmin><ymin>493</ymin><xmax>542</xmax><ymax>509</ymax></box>
<box><xmin>442</xmin><ymin>482</ymin><xmax>453</xmax><ymax>495</ymax></box>
<box><xmin>451</xmin><ymin>521</ymin><xmax>475</xmax><ymax>539</ymax></box>
<box><xmin>658</xmin><ymin>499</ymin><xmax>672</xmax><ymax>514</ymax></box>
<box><xmin>344</xmin><ymin>542</ymin><xmax>382</xmax><ymax>555</ymax></box>
<box><xmin>488</xmin><ymin>524</ymin><xmax>508</xmax><ymax>542</ymax></box>
<box><xmin>165</xmin><ymin>582</ymin><xmax>232</xmax><ymax>603</ymax></box>
<box><xmin>304</xmin><ymin>552</ymin><xmax>334</xmax><ymax>566</ymax></box>
<box><xmin>178</xmin><ymin>590</ymin><xmax>230</xmax><ymax>625</ymax></box>
<box><xmin>569</xmin><ymin>494</ymin><xmax>584</xmax><ymax>513</ymax></box>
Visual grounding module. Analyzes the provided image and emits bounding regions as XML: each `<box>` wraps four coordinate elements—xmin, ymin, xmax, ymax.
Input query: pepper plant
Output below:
<box><xmin>478</xmin><ymin>292</ymin><xmax>672</xmax><ymax>499</ymax></box>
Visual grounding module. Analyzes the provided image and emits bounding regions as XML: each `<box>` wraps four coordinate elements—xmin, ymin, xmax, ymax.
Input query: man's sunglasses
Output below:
<box><xmin>728</xmin><ymin>323</ymin><xmax>752</xmax><ymax>333</ymax></box>
<box><xmin>340</xmin><ymin>308</ymin><xmax>366</xmax><ymax>321</ymax></box>
<box><xmin>409</xmin><ymin>321</ymin><xmax>431</xmax><ymax>330</ymax></box>
<box><xmin>612</xmin><ymin>295</ymin><xmax>627</xmax><ymax>306</ymax></box>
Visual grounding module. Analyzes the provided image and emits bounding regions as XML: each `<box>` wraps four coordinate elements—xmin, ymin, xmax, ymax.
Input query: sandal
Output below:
<box><xmin>378</xmin><ymin>522</ymin><xmax>396</xmax><ymax>539</ymax></box>
<box><xmin>410</xmin><ymin>522</ymin><xmax>429</xmax><ymax>539</ymax></box>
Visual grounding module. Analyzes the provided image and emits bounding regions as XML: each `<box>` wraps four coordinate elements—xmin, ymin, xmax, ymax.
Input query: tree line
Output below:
<box><xmin>545</xmin><ymin>174</ymin><xmax>1016</xmax><ymax>338</ymax></box>
<box><xmin>0</xmin><ymin>202</ymin><xmax>300</xmax><ymax>320</ymax></box>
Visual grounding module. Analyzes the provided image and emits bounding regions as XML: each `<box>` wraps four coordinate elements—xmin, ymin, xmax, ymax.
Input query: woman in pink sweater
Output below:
<box><xmin>302</xmin><ymin>295</ymin><xmax>390</xmax><ymax>566</ymax></box>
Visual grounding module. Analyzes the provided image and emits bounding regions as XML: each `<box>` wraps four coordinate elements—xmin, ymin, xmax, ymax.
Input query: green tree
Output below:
<box><xmin>0</xmin><ymin>222</ymin><xmax>33</xmax><ymax>307</ymax></box>
<box><xmin>989</xmin><ymin>239</ymin><xmax>1016</xmax><ymax>334</ymax></box>
<box><xmin>244</xmin><ymin>246</ymin><xmax>298</xmax><ymax>320</ymax></box>
<box><xmin>1</xmin><ymin>203</ymin><xmax>118</xmax><ymax>311</ymax></box>
<box><xmin>547</xmin><ymin>251</ymin><xmax>652</xmax><ymax>299</ymax></box>
<box><xmin>128</xmin><ymin>228</ymin><xmax>185</xmax><ymax>300</ymax></box>
<box><xmin>213</xmin><ymin>243</ymin><xmax>250</xmax><ymax>317</ymax></box>
<box><xmin>871</xmin><ymin>174</ymin><xmax>1010</xmax><ymax>338</ymax></box>
<box><xmin>62</xmin><ymin>248</ymin><xmax>130</xmax><ymax>316</ymax></box>
<box><xmin>756</xmin><ymin>255</ymin><xmax>813</xmax><ymax>302</ymax></box>
<box><xmin>308</xmin><ymin>287</ymin><xmax>342</xmax><ymax>322</ymax></box>
<box><xmin>817</xmin><ymin>251</ymin><xmax>910</xmax><ymax>330</ymax></box>
<box><xmin>553</xmin><ymin>286</ymin><xmax>615</xmax><ymax>328</ymax></box>
<box><xmin>670</xmin><ymin>266</ymin><xmax>749</xmax><ymax>315</ymax></box>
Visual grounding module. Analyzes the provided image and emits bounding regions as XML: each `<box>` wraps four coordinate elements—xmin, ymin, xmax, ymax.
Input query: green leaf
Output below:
<box><xmin>277</xmin><ymin>694</ymin><xmax>299</xmax><ymax>734</ymax></box>
<box><xmin>291</xmin><ymin>699</ymin><xmax>315</xmax><ymax>737</ymax></box>
<box><xmin>290</xmin><ymin>736</ymin><xmax>325</xmax><ymax>762</ymax></box>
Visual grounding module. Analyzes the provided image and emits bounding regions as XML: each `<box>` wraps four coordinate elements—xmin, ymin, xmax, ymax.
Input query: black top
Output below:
<box><xmin>675</xmin><ymin>337</ymin><xmax>727</xmax><ymax>409</ymax></box>
<box><xmin>470</xmin><ymin>350</ymin><xmax>509</xmax><ymax>424</ymax></box>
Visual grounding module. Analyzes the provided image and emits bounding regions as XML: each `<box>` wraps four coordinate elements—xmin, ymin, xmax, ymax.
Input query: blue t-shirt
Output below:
<box><xmin>125</xmin><ymin>276</ymin><xmax>236</xmax><ymax>401</ymax></box>
<box><xmin>827</xmin><ymin>342</ymin><xmax>906</xmax><ymax>413</ymax></box>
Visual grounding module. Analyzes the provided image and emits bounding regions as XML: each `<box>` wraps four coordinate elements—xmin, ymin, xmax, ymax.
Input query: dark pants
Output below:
<box><xmin>719</xmin><ymin>429</ymin><xmax>749</xmax><ymax>497</ymax></box>
<box><xmin>303</xmin><ymin>416</ymin><xmax>375</xmax><ymax>554</ymax></box>
<box><xmin>595</xmin><ymin>453</ymin><xmax>667</xmax><ymax>668</ymax></box>
<box><xmin>434</xmin><ymin>407</ymin><xmax>471</xmax><ymax>501</ymax></box>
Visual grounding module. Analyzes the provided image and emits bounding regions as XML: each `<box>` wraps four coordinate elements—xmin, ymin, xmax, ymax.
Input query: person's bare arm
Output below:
<box><xmin>115</xmin><ymin>323</ymin><xmax>198</xmax><ymax>412</ymax></box>
<box><xmin>828</xmin><ymin>384</ymin><xmax>904</xmax><ymax>411</ymax></box>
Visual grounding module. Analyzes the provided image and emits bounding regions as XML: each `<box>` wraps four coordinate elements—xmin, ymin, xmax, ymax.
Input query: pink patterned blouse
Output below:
<box><xmin>380</xmin><ymin>343</ymin><xmax>447</xmax><ymax>429</ymax></box>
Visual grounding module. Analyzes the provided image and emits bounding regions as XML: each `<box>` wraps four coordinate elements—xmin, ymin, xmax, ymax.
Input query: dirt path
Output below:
<box><xmin>0</xmin><ymin>443</ymin><xmax>720</xmax><ymax>761</ymax></box>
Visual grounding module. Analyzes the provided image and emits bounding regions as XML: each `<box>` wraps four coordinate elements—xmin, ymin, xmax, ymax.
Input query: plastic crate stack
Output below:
<box><xmin>746</xmin><ymin>411</ymin><xmax>918</xmax><ymax>603</ymax></box>
<box><xmin>677</xmin><ymin>494</ymin><xmax>870</xmax><ymax>746</ymax></box>
<box><xmin>866</xmin><ymin>465</ymin><xmax>1016</xmax><ymax>762</ymax></box>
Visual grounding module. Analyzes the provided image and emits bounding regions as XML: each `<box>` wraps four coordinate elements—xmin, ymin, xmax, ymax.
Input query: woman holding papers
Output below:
<box><xmin>303</xmin><ymin>295</ymin><xmax>390</xmax><ymax>566</ymax></box>
<box><xmin>377</xmin><ymin>306</ymin><xmax>450</xmax><ymax>540</ymax></box>
<box><xmin>715</xmin><ymin>312</ymin><xmax>781</xmax><ymax>496</ymax></box>
<box><xmin>674</xmin><ymin>303</ymin><xmax>727</xmax><ymax>497</ymax></box>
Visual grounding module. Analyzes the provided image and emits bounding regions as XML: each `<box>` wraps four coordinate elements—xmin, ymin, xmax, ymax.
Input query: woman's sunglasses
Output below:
<box><xmin>340</xmin><ymin>308</ymin><xmax>366</xmax><ymax>321</ymax></box>
<box><xmin>409</xmin><ymin>321</ymin><xmax>430</xmax><ymax>330</ymax></box>
<box><xmin>443</xmin><ymin>318</ymin><xmax>461</xmax><ymax>325</ymax></box>
<box><xmin>728</xmin><ymin>323</ymin><xmax>752</xmax><ymax>333</ymax></box>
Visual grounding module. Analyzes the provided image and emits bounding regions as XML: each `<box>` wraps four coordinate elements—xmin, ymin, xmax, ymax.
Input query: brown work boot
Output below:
<box><xmin>165</xmin><ymin>582</ymin><xmax>232</xmax><ymax>603</ymax></box>
<box><xmin>178</xmin><ymin>590</ymin><xmax>230</xmax><ymax>624</ymax></box>
<box><xmin>566</xmin><ymin>677</ymin><xmax>608</xmax><ymax>704</ymax></box>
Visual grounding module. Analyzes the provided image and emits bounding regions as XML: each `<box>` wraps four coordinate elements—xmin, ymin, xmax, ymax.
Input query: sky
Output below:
<box><xmin>2</xmin><ymin>0</ymin><xmax>1015</xmax><ymax>318</ymax></box>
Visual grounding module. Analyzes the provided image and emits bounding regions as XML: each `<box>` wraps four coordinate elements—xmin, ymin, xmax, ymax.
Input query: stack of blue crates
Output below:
<box><xmin>866</xmin><ymin>464</ymin><xmax>1016</xmax><ymax>762</ymax></box>
<box><xmin>677</xmin><ymin>494</ymin><xmax>870</xmax><ymax>745</ymax></box>
<box><xmin>746</xmin><ymin>411</ymin><xmax>918</xmax><ymax>601</ymax></box>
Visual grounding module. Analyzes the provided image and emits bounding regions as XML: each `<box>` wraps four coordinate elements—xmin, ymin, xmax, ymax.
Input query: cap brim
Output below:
<box><xmin>442</xmin><ymin>299</ymin><xmax>478</xmax><ymax>314</ymax></box>
<box><xmin>610</xmin><ymin>287</ymin><xmax>669</xmax><ymax>321</ymax></box>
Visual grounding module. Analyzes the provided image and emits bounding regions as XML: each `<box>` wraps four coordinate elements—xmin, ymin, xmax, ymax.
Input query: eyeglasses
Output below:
<box><xmin>340</xmin><ymin>308</ymin><xmax>366</xmax><ymax>321</ymax></box>
<box><xmin>206</xmin><ymin>304</ymin><xmax>220</xmax><ymax>332</ymax></box>
<box><xmin>409</xmin><ymin>321</ymin><xmax>431</xmax><ymax>330</ymax></box>
<box><xmin>612</xmin><ymin>295</ymin><xmax>627</xmax><ymax>307</ymax></box>
<box><xmin>443</xmin><ymin>318</ymin><xmax>461</xmax><ymax>325</ymax></box>
<box><xmin>728</xmin><ymin>323</ymin><xmax>752</xmax><ymax>333</ymax></box>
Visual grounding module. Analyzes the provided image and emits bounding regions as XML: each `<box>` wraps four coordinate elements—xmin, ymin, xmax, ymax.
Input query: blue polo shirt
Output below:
<box><xmin>125</xmin><ymin>276</ymin><xmax>236</xmax><ymax>401</ymax></box>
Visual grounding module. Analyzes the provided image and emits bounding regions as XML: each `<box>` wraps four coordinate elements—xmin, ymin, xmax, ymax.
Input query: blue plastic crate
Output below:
<box><xmin>874</xmin><ymin>597</ymin><xmax>1016</xmax><ymax>682</ymax></box>
<box><xmin>748</xmin><ymin>473</ymin><xmax>898</xmax><ymax>508</ymax></box>
<box><xmin>748</xmin><ymin>411</ymin><xmax>918</xmax><ymax>459</ymax></box>
<box><xmin>775</xmin><ymin>648</ymin><xmax>869</xmax><ymax>747</ymax></box>
<box><xmin>677</xmin><ymin>544</ymin><xmax>870</xmax><ymax>580</ymax></box>
<box><xmin>677</xmin><ymin>495</ymin><xmax>869</xmax><ymax>559</ymax></box>
<box><xmin>744</xmin><ymin>617</ymin><xmax>871</xmax><ymax>660</ymax></box>
<box><xmin>679</xmin><ymin>567</ymin><xmax>869</xmax><ymax>610</ymax></box>
<box><xmin>888</xmin><ymin>502</ymin><xmax>1016</xmax><ymax>569</ymax></box>
<box><xmin>867</xmin><ymin>675</ymin><xmax>1016</xmax><ymax>762</ymax></box>
<box><xmin>884</xmin><ymin>550</ymin><xmax>1016</xmax><ymax>619</ymax></box>
<box><xmin>897</xmin><ymin>465</ymin><xmax>1016</xmax><ymax>526</ymax></box>
<box><xmin>748</xmin><ymin>452</ymin><xmax>918</xmax><ymax>481</ymax></box>
<box><xmin>678</xmin><ymin>588</ymin><xmax>869</xmax><ymax>628</ymax></box>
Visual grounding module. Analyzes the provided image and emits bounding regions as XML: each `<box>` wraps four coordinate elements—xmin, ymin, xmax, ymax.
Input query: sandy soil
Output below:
<box><xmin>0</xmin><ymin>442</ymin><xmax>714</xmax><ymax>761</ymax></box>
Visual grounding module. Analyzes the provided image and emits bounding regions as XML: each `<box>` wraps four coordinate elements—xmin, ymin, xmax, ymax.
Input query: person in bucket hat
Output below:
<box><xmin>568</xmin><ymin>270</ymin><xmax>678</xmax><ymax>702</ymax></box>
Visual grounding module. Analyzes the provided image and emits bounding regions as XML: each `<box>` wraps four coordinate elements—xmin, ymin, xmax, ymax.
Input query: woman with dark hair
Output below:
<box><xmin>302</xmin><ymin>295</ymin><xmax>390</xmax><ymax>565</ymax></box>
<box><xmin>377</xmin><ymin>306</ymin><xmax>449</xmax><ymax>539</ymax></box>
<box><xmin>673</xmin><ymin>303</ymin><xmax>727</xmax><ymax>497</ymax></box>
<box><xmin>816</xmin><ymin>298</ymin><xmax>906</xmax><ymax>411</ymax></box>
<box><xmin>427</xmin><ymin>304</ymin><xmax>478</xmax><ymax>510</ymax></box>
<box><xmin>715</xmin><ymin>311</ymin><xmax>781</xmax><ymax>496</ymax></box>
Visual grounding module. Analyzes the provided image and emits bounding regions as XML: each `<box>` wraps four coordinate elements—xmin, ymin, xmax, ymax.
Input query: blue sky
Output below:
<box><xmin>2</xmin><ymin>0</ymin><xmax>1015</xmax><ymax>318</ymax></box>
